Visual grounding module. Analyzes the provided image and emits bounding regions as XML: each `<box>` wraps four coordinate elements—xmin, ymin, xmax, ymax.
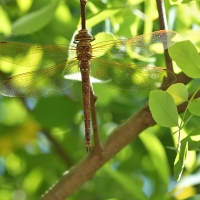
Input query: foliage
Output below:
<box><xmin>150</xmin><ymin>40</ymin><xmax>200</xmax><ymax>183</ymax></box>
<box><xmin>0</xmin><ymin>0</ymin><xmax>200</xmax><ymax>200</ymax></box>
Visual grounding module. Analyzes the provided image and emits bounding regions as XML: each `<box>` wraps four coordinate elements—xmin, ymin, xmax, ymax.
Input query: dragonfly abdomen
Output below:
<box><xmin>79</xmin><ymin>60</ymin><xmax>91</xmax><ymax>151</ymax></box>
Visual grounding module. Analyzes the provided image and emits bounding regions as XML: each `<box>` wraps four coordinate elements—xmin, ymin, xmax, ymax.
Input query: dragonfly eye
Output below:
<box><xmin>87</xmin><ymin>53</ymin><xmax>91</xmax><ymax>57</ymax></box>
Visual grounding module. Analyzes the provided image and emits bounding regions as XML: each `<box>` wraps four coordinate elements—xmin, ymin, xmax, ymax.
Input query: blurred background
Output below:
<box><xmin>0</xmin><ymin>0</ymin><xmax>200</xmax><ymax>199</ymax></box>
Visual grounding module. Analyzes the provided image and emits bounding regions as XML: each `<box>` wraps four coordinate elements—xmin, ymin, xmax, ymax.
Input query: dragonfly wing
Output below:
<box><xmin>0</xmin><ymin>42</ymin><xmax>76</xmax><ymax>67</ymax></box>
<box><xmin>0</xmin><ymin>59</ymin><xmax>79</xmax><ymax>97</ymax></box>
<box><xmin>92</xmin><ymin>30</ymin><xmax>178</xmax><ymax>60</ymax></box>
<box><xmin>90</xmin><ymin>58</ymin><xmax>176</xmax><ymax>91</ymax></box>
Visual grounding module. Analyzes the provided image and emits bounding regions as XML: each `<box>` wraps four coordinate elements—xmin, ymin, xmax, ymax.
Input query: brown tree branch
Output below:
<box><xmin>40</xmin><ymin>1</ymin><xmax>194</xmax><ymax>198</ymax></box>
<box><xmin>176</xmin><ymin>72</ymin><xmax>192</xmax><ymax>85</ymax></box>
<box><xmin>41</xmin><ymin>95</ymin><xmax>193</xmax><ymax>200</ymax></box>
<box><xmin>40</xmin><ymin>65</ymin><xmax>195</xmax><ymax>199</ymax></box>
<box><xmin>40</xmin><ymin>106</ymin><xmax>151</xmax><ymax>200</ymax></box>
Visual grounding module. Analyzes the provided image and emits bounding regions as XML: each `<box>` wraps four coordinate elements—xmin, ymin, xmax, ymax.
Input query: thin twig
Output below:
<box><xmin>156</xmin><ymin>0</ymin><xmax>168</xmax><ymax>30</ymax></box>
<box><xmin>42</xmin><ymin>128</ymin><xmax>73</xmax><ymax>167</ymax></box>
<box><xmin>156</xmin><ymin>0</ymin><xmax>192</xmax><ymax>87</ymax></box>
<box><xmin>89</xmin><ymin>84</ymin><xmax>102</xmax><ymax>152</ymax></box>
<box><xmin>80</xmin><ymin>0</ymin><xmax>87</xmax><ymax>29</ymax></box>
<box><xmin>156</xmin><ymin>0</ymin><xmax>174</xmax><ymax>72</ymax></box>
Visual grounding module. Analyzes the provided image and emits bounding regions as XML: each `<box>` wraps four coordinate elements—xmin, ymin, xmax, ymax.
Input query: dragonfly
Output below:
<box><xmin>0</xmin><ymin>1</ymin><xmax>177</xmax><ymax>151</ymax></box>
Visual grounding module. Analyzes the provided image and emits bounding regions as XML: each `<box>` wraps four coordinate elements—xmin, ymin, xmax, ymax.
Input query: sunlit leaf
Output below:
<box><xmin>174</xmin><ymin>140</ymin><xmax>188</xmax><ymax>181</ymax></box>
<box><xmin>0</xmin><ymin>98</ymin><xmax>27</xmax><ymax>125</ymax></box>
<box><xmin>169</xmin><ymin>0</ymin><xmax>183</xmax><ymax>5</ymax></box>
<box><xmin>128</xmin><ymin>0</ymin><xmax>145</xmax><ymax>5</ymax></box>
<box><xmin>16</xmin><ymin>0</ymin><xmax>32</xmax><ymax>13</ymax></box>
<box><xmin>86</xmin><ymin>7</ymin><xmax>122</xmax><ymax>28</ymax></box>
<box><xmin>188</xmin><ymin>98</ymin><xmax>200</xmax><ymax>116</ymax></box>
<box><xmin>12</xmin><ymin>1</ymin><xmax>60</xmax><ymax>35</ymax></box>
<box><xmin>149</xmin><ymin>90</ymin><xmax>179</xmax><ymax>127</ymax></box>
<box><xmin>22</xmin><ymin>168</ymin><xmax>43</xmax><ymax>193</ymax></box>
<box><xmin>182</xmin><ymin>0</ymin><xmax>196</xmax><ymax>3</ymax></box>
<box><xmin>167</xmin><ymin>83</ymin><xmax>188</xmax><ymax>105</ymax></box>
<box><xmin>0</xmin><ymin>7</ymin><xmax>11</xmax><ymax>35</ymax></box>
<box><xmin>182</xmin><ymin>127</ymin><xmax>200</xmax><ymax>151</ymax></box>
<box><xmin>93</xmin><ymin>32</ymin><xmax>116</xmax><ymax>45</ymax></box>
<box><xmin>5</xmin><ymin>153</ymin><xmax>24</xmax><ymax>175</ymax></box>
<box><xmin>174</xmin><ymin>186</ymin><xmax>196</xmax><ymax>199</ymax></box>
<box><xmin>169</xmin><ymin>40</ymin><xmax>200</xmax><ymax>78</ymax></box>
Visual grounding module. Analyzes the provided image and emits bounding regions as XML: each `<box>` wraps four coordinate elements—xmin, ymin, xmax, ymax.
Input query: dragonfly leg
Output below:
<box><xmin>85</xmin><ymin>128</ymin><xmax>91</xmax><ymax>152</ymax></box>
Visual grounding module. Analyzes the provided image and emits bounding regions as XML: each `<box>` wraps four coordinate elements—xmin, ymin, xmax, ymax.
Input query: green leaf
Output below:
<box><xmin>93</xmin><ymin>32</ymin><xmax>116</xmax><ymax>45</ymax></box>
<box><xmin>169</xmin><ymin>0</ymin><xmax>193</xmax><ymax>4</ymax></box>
<box><xmin>86</xmin><ymin>7</ymin><xmax>122</xmax><ymax>28</ymax></box>
<box><xmin>182</xmin><ymin>0</ymin><xmax>194</xmax><ymax>3</ymax></box>
<box><xmin>169</xmin><ymin>0</ymin><xmax>183</xmax><ymax>5</ymax></box>
<box><xmin>0</xmin><ymin>98</ymin><xmax>28</xmax><ymax>125</ymax></box>
<box><xmin>12</xmin><ymin>1</ymin><xmax>60</xmax><ymax>35</ymax></box>
<box><xmin>174</xmin><ymin>140</ymin><xmax>188</xmax><ymax>181</ymax></box>
<box><xmin>140</xmin><ymin>131</ymin><xmax>169</xmax><ymax>186</ymax></box>
<box><xmin>188</xmin><ymin>98</ymin><xmax>200</xmax><ymax>116</ymax></box>
<box><xmin>149</xmin><ymin>90</ymin><xmax>179</xmax><ymax>127</ymax></box>
<box><xmin>167</xmin><ymin>83</ymin><xmax>188</xmax><ymax>105</ymax></box>
<box><xmin>103</xmin><ymin>163</ymin><xmax>148</xmax><ymax>200</ymax></box>
<box><xmin>128</xmin><ymin>0</ymin><xmax>145</xmax><ymax>4</ymax></box>
<box><xmin>182</xmin><ymin>127</ymin><xmax>200</xmax><ymax>150</ymax></box>
<box><xmin>169</xmin><ymin>40</ymin><xmax>200</xmax><ymax>78</ymax></box>
<box><xmin>33</xmin><ymin>95</ymin><xmax>79</xmax><ymax>129</ymax></box>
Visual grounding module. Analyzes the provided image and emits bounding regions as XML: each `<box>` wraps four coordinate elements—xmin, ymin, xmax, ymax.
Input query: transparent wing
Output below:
<box><xmin>0</xmin><ymin>42</ymin><xmax>77</xmax><ymax>67</ymax></box>
<box><xmin>0</xmin><ymin>59</ymin><xmax>79</xmax><ymax>97</ymax></box>
<box><xmin>90</xmin><ymin>58</ymin><xmax>176</xmax><ymax>91</ymax></box>
<box><xmin>92</xmin><ymin>30</ymin><xmax>178</xmax><ymax>60</ymax></box>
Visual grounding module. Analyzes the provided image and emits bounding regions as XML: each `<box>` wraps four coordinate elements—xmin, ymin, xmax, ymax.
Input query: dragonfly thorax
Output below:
<box><xmin>76</xmin><ymin>40</ymin><xmax>92</xmax><ymax>61</ymax></box>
